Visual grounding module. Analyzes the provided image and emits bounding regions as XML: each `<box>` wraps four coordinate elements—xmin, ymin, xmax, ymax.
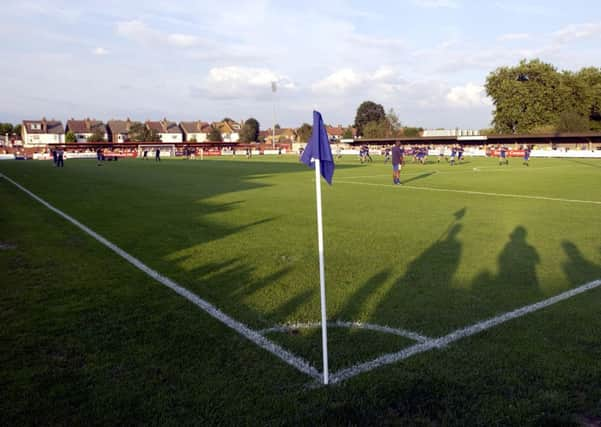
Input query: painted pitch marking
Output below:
<box><xmin>260</xmin><ymin>320</ymin><xmax>431</xmax><ymax>344</ymax></box>
<box><xmin>336</xmin><ymin>180</ymin><xmax>601</xmax><ymax>205</ymax></box>
<box><xmin>4</xmin><ymin>173</ymin><xmax>601</xmax><ymax>386</ymax></box>
<box><xmin>0</xmin><ymin>173</ymin><xmax>321</xmax><ymax>381</ymax></box>
<box><xmin>330</xmin><ymin>279</ymin><xmax>601</xmax><ymax>384</ymax></box>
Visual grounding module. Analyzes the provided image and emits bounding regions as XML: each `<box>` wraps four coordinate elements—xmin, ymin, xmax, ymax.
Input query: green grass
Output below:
<box><xmin>1</xmin><ymin>155</ymin><xmax>600</xmax><ymax>425</ymax></box>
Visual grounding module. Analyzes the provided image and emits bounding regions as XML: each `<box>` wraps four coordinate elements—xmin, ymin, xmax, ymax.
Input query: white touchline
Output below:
<box><xmin>0</xmin><ymin>173</ymin><xmax>321</xmax><ymax>381</ymax></box>
<box><xmin>259</xmin><ymin>320</ymin><xmax>431</xmax><ymax>343</ymax></box>
<box><xmin>336</xmin><ymin>180</ymin><xmax>601</xmax><ymax>205</ymax></box>
<box><xmin>329</xmin><ymin>278</ymin><xmax>601</xmax><ymax>384</ymax></box>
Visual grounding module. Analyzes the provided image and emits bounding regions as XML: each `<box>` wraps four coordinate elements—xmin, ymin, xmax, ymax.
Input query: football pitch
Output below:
<box><xmin>1</xmin><ymin>155</ymin><xmax>601</xmax><ymax>425</ymax></box>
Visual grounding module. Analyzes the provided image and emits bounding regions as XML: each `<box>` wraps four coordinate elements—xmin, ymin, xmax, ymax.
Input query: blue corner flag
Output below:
<box><xmin>300</xmin><ymin>111</ymin><xmax>335</xmax><ymax>185</ymax></box>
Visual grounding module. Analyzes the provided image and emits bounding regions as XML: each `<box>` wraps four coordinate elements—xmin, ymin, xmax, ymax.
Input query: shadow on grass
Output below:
<box><xmin>400</xmin><ymin>172</ymin><xmax>436</xmax><ymax>185</ymax></box>
<box><xmin>336</xmin><ymin>206</ymin><xmax>550</xmax><ymax>334</ymax></box>
<box><xmin>561</xmin><ymin>241</ymin><xmax>601</xmax><ymax>285</ymax></box>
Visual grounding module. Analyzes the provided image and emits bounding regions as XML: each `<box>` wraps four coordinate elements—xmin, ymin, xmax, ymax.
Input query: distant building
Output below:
<box><xmin>422</xmin><ymin>129</ymin><xmax>480</xmax><ymax>137</ymax></box>
<box><xmin>145</xmin><ymin>119</ymin><xmax>183</xmax><ymax>143</ymax></box>
<box><xmin>21</xmin><ymin>118</ymin><xmax>64</xmax><ymax>146</ymax></box>
<box><xmin>213</xmin><ymin>119</ymin><xmax>242</xmax><ymax>142</ymax></box>
<box><xmin>179</xmin><ymin>121</ymin><xmax>211</xmax><ymax>142</ymax></box>
<box><xmin>107</xmin><ymin>119</ymin><xmax>133</xmax><ymax>143</ymax></box>
<box><xmin>65</xmin><ymin>118</ymin><xmax>107</xmax><ymax>142</ymax></box>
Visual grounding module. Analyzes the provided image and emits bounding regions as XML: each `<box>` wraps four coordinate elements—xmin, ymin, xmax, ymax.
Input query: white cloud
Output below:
<box><xmin>413</xmin><ymin>0</ymin><xmax>459</xmax><ymax>8</ymax></box>
<box><xmin>92</xmin><ymin>47</ymin><xmax>109</xmax><ymax>56</ymax></box>
<box><xmin>194</xmin><ymin>66</ymin><xmax>296</xmax><ymax>100</ymax></box>
<box><xmin>554</xmin><ymin>22</ymin><xmax>601</xmax><ymax>43</ymax></box>
<box><xmin>497</xmin><ymin>33</ymin><xmax>530</xmax><ymax>41</ymax></box>
<box><xmin>446</xmin><ymin>83</ymin><xmax>491</xmax><ymax>108</ymax></box>
<box><xmin>166</xmin><ymin>33</ymin><xmax>201</xmax><ymax>47</ymax></box>
<box><xmin>116</xmin><ymin>20</ymin><xmax>204</xmax><ymax>48</ymax></box>
<box><xmin>312</xmin><ymin>69</ymin><xmax>364</xmax><ymax>93</ymax></box>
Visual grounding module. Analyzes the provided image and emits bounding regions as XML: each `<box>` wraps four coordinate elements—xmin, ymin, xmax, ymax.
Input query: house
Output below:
<box><xmin>21</xmin><ymin>118</ymin><xmax>64</xmax><ymax>146</ymax></box>
<box><xmin>179</xmin><ymin>121</ymin><xmax>211</xmax><ymax>142</ymax></box>
<box><xmin>264</xmin><ymin>127</ymin><xmax>297</xmax><ymax>144</ymax></box>
<box><xmin>107</xmin><ymin>119</ymin><xmax>133</xmax><ymax>143</ymax></box>
<box><xmin>146</xmin><ymin>119</ymin><xmax>183</xmax><ymax>143</ymax></box>
<box><xmin>214</xmin><ymin>119</ymin><xmax>242</xmax><ymax>142</ymax></box>
<box><xmin>65</xmin><ymin>118</ymin><xmax>107</xmax><ymax>142</ymax></box>
<box><xmin>326</xmin><ymin>125</ymin><xmax>355</xmax><ymax>141</ymax></box>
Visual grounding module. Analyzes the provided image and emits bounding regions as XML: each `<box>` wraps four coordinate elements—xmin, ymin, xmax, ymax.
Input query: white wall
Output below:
<box><xmin>159</xmin><ymin>132</ymin><xmax>183</xmax><ymax>143</ymax></box>
<box><xmin>186</xmin><ymin>132</ymin><xmax>207</xmax><ymax>142</ymax></box>
<box><xmin>23</xmin><ymin>132</ymin><xmax>64</xmax><ymax>146</ymax></box>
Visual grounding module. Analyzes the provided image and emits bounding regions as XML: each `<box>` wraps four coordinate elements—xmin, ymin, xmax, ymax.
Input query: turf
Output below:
<box><xmin>1</xmin><ymin>155</ymin><xmax>600</xmax><ymax>425</ymax></box>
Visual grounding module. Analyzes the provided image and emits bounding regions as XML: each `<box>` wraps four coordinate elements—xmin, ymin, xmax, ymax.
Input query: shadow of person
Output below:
<box><xmin>496</xmin><ymin>226</ymin><xmax>540</xmax><ymax>289</ymax></box>
<box><xmin>366</xmin><ymin>223</ymin><xmax>464</xmax><ymax>331</ymax></box>
<box><xmin>561</xmin><ymin>241</ymin><xmax>601</xmax><ymax>286</ymax></box>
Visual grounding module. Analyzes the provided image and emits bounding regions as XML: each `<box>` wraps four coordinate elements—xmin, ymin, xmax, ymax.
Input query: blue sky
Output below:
<box><xmin>1</xmin><ymin>0</ymin><xmax>600</xmax><ymax>129</ymax></box>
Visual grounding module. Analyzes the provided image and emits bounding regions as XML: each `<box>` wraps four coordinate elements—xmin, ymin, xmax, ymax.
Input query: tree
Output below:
<box><xmin>87</xmin><ymin>128</ymin><xmax>106</xmax><ymax>142</ymax></box>
<box><xmin>486</xmin><ymin>59</ymin><xmax>563</xmax><ymax>133</ymax></box>
<box><xmin>485</xmin><ymin>59</ymin><xmax>601</xmax><ymax>134</ymax></box>
<box><xmin>386</xmin><ymin>108</ymin><xmax>402</xmax><ymax>137</ymax></box>
<box><xmin>13</xmin><ymin>124</ymin><xmax>22</xmax><ymax>136</ymax></box>
<box><xmin>354</xmin><ymin>101</ymin><xmax>385</xmax><ymax>136</ymax></box>
<box><xmin>296</xmin><ymin>123</ymin><xmax>312</xmax><ymax>142</ymax></box>
<box><xmin>342</xmin><ymin>127</ymin><xmax>354</xmax><ymax>139</ymax></box>
<box><xmin>239</xmin><ymin>118</ymin><xmax>260</xmax><ymax>142</ymax></box>
<box><xmin>362</xmin><ymin>120</ymin><xmax>389</xmax><ymax>138</ymax></box>
<box><xmin>576</xmin><ymin>67</ymin><xmax>601</xmax><ymax>130</ymax></box>
<box><xmin>402</xmin><ymin>127</ymin><xmax>423</xmax><ymax>137</ymax></box>
<box><xmin>189</xmin><ymin>136</ymin><xmax>197</xmax><ymax>143</ymax></box>
<box><xmin>0</xmin><ymin>123</ymin><xmax>14</xmax><ymax>135</ymax></box>
<box><xmin>145</xmin><ymin>128</ymin><xmax>160</xmax><ymax>142</ymax></box>
<box><xmin>208</xmin><ymin>126</ymin><xmax>223</xmax><ymax>142</ymax></box>
<box><xmin>557</xmin><ymin>111</ymin><xmax>589</xmax><ymax>133</ymax></box>
<box><xmin>128</xmin><ymin>122</ymin><xmax>146</xmax><ymax>142</ymax></box>
<box><xmin>65</xmin><ymin>131</ymin><xmax>77</xmax><ymax>143</ymax></box>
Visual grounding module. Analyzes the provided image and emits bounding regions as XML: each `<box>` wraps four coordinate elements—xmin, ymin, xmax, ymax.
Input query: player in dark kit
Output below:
<box><xmin>155</xmin><ymin>148</ymin><xmax>161</xmax><ymax>162</ymax></box>
<box><xmin>523</xmin><ymin>146</ymin><xmax>531</xmax><ymax>166</ymax></box>
<box><xmin>499</xmin><ymin>146</ymin><xmax>508</xmax><ymax>165</ymax></box>
<box><xmin>391</xmin><ymin>141</ymin><xmax>403</xmax><ymax>185</ymax></box>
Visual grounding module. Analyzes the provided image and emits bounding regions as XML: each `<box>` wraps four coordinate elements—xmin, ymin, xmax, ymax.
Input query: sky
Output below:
<box><xmin>1</xmin><ymin>0</ymin><xmax>601</xmax><ymax>130</ymax></box>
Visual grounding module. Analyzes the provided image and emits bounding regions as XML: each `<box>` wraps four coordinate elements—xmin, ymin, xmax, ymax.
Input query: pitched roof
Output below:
<box><xmin>22</xmin><ymin>119</ymin><xmax>64</xmax><ymax>134</ymax></box>
<box><xmin>107</xmin><ymin>120</ymin><xmax>132</xmax><ymax>134</ymax></box>
<box><xmin>66</xmin><ymin>119</ymin><xmax>105</xmax><ymax>134</ymax></box>
<box><xmin>146</xmin><ymin>119</ymin><xmax>181</xmax><ymax>134</ymax></box>
<box><xmin>180</xmin><ymin>121</ymin><xmax>210</xmax><ymax>134</ymax></box>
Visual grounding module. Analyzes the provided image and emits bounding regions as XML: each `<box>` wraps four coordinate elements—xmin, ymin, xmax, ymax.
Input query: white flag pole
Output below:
<box><xmin>313</xmin><ymin>157</ymin><xmax>329</xmax><ymax>385</ymax></box>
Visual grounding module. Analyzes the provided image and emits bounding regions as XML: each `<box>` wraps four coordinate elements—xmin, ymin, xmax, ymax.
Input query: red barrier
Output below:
<box><xmin>489</xmin><ymin>149</ymin><xmax>525</xmax><ymax>157</ymax></box>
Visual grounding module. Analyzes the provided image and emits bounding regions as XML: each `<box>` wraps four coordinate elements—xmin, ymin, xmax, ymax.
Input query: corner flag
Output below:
<box><xmin>300</xmin><ymin>110</ymin><xmax>333</xmax><ymax>385</ymax></box>
<box><xmin>301</xmin><ymin>111</ymin><xmax>335</xmax><ymax>185</ymax></box>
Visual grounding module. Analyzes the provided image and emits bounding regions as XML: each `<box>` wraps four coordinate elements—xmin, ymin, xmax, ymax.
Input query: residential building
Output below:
<box><xmin>146</xmin><ymin>119</ymin><xmax>183</xmax><ymax>143</ymax></box>
<box><xmin>21</xmin><ymin>118</ymin><xmax>64</xmax><ymax>146</ymax></box>
<box><xmin>107</xmin><ymin>119</ymin><xmax>133</xmax><ymax>143</ymax></box>
<box><xmin>179</xmin><ymin>121</ymin><xmax>211</xmax><ymax>142</ymax></box>
<box><xmin>214</xmin><ymin>119</ymin><xmax>242</xmax><ymax>142</ymax></box>
<box><xmin>264</xmin><ymin>127</ymin><xmax>297</xmax><ymax>144</ymax></box>
<box><xmin>65</xmin><ymin>118</ymin><xmax>107</xmax><ymax>142</ymax></box>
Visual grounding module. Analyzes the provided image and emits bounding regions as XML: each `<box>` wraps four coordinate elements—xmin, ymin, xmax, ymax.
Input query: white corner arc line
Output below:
<box><xmin>330</xmin><ymin>278</ymin><xmax>601</xmax><ymax>384</ymax></box>
<box><xmin>260</xmin><ymin>320</ymin><xmax>431</xmax><ymax>343</ymax></box>
<box><xmin>336</xmin><ymin>180</ymin><xmax>601</xmax><ymax>205</ymax></box>
<box><xmin>0</xmin><ymin>173</ymin><xmax>320</xmax><ymax>381</ymax></box>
